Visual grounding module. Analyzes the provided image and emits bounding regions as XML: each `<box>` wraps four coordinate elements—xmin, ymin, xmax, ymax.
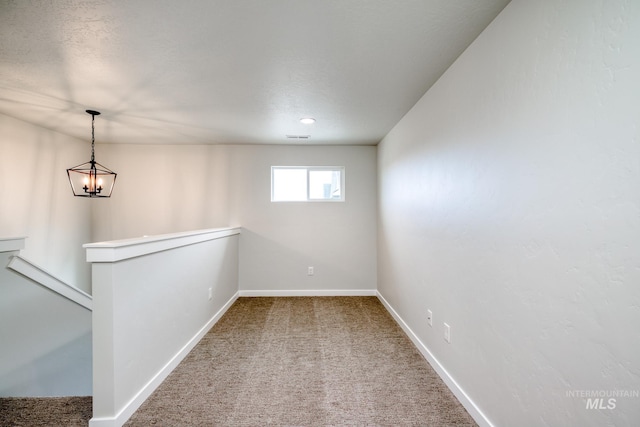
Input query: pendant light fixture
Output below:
<box><xmin>67</xmin><ymin>110</ymin><xmax>117</xmax><ymax>198</ymax></box>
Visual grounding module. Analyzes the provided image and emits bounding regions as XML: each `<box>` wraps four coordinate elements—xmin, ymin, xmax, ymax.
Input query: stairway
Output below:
<box><xmin>0</xmin><ymin>237</ymin><xmax>92</xmax><ymax>398</ymax></box>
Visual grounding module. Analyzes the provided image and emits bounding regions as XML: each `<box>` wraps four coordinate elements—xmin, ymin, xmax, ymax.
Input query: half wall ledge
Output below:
<box><xmin>84</xmin><ymin>227</ymin><xmax>241</xmax><ymax>262</ymax></box>
<box><xmin>87</xmin><ymin>226</ymin><xmax>241</xmax><ymax>427</ymax></box>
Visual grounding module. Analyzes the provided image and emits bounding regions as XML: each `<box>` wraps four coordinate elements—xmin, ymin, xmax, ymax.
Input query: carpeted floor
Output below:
<box><xmin>0</xmin><ymin>396</ymin><xmax>92</xmax><ymax>427</ymax></box>
<box><xmin>1</xmin><ymin>297</ymin><xmax>477</xmax><ymax>426</ymax></box>
<box><xmin>127</xmin><ymin>296</ymin><xmax>476</xmax><ymax>426</ymax></box>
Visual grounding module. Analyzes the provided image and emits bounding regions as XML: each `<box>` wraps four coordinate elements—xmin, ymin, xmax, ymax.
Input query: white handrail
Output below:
<box><xmin>7</xmin><ymin>255</ymin><xmax>92</xmax><ymax>311</ymax></box>
<box><xmin>84</xmin><ymin>227</ymin><xmax>241</xmax><ymax>262</ymax></box>
<box><xmin>0</xmin><ymin>237</ymin><xmax>26</xmax><ymax>252</ymax></box>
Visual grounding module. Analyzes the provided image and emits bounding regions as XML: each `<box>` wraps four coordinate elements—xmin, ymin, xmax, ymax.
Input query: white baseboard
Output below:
<box><xmin>89</xmin><ymin>291</ymin><xmax>240</xmax><ymax>427</ymax></box>
<box><xmin>376</xmin><ymin>291</ymin><xmax>494</xmax><ymax>427</ymax></box>
<box><xmin>238</xmin><ymin>289</ymin><xmax>377</xmax><ymax>297</ymax></box>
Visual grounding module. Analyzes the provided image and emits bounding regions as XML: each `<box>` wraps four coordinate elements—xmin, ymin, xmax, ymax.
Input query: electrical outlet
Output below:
<box><xmin>308</xmin><ymin>266</ymin><xmax>314</xmax><ymax>276</ymax></box>
<box><xmin>208</xmin><ymin>287</ymin><xmax>212</xmax><ymax>301</ymax></box>
<box><xmin>427</xmin><ymin>310</ymin><xmax>433</xmax><ymax>327</ymax></box>
<box><xmin>444</xmin><ymin>323</ymin><xmax>451</xmax><ymax>343</ymax></box>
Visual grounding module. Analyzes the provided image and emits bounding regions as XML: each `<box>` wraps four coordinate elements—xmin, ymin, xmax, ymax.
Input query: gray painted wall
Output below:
<box><xmin>377</xmin><ymin>1</ymin><xmax>640</xmax><ymax>425</ymax></box>
<box><xmin>228</xmin><ymin>145</ymin><xmax>377</xmax><ymax>293</ymax></box>
<box><xmin>93</xmin><ymin>144</ymin><xmax>378</xmax><ymax>294</ymax></box>
<box><xmin>0</xmin><ymin>114</ymin><xmax>92</xmax><ymax>291</ymax></box>
<box><xmin>0</xmin><ymin>114</ymin><xmax>94</xmax><ymax>397</ymax></box>
<box><xmin>0</xmin><ymin>249</ymin><xmax>92</xmax><ymax>397</ymax></box>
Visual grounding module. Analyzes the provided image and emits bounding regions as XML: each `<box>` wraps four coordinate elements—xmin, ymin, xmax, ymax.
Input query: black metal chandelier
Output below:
<box><xmin>67</xmin><ymin>110</ymin><xmax>117</xmax><ymax>198</ymax></box>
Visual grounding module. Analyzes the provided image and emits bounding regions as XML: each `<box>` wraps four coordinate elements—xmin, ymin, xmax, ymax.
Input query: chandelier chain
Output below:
<box><xmin>91</xmin><ymin>113</ymin><xmax>96</xmax><ymax>164</ymax></box>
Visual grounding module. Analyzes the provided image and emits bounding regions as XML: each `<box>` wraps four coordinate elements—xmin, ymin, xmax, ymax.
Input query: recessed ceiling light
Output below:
<box><xmin>300</xmin><ymin>117</ymin><xmax>316</xmax><ymax>124</ymax></box>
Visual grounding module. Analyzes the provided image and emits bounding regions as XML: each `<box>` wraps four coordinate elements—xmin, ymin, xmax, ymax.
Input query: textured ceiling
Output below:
<box><xmin>0</xmin><ymin>0</ymin><xmax>510</xmax><ymax>145</ymax></box>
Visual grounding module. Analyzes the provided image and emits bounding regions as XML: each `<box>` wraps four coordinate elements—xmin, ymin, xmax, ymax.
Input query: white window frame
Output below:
<box><xmin>271</xmin><ymin>166</ymin><xmax>345</xmax><ymax>202</ymax></box>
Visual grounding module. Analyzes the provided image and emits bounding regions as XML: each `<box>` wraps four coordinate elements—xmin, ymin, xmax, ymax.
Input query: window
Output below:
<box><xmin>271</xmin><ymin>166</ymin><xmax>344</xmax><ymax>202</ymax></box>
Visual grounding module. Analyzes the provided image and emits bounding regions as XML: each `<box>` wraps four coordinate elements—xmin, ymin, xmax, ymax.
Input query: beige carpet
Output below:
<box><xmin>0</xmin><ymin>297</ymin><xmax>477</xmax><ymax>426</ymax></box>
<box><xmin>126</xmin><ymin>296</ymin><xmax>477</xmax><ymax>426</ymax></box>
<box><xmin>0</xmin><ymin>396</ymin><xmax>92</xmax><ymax>426</ymax></box>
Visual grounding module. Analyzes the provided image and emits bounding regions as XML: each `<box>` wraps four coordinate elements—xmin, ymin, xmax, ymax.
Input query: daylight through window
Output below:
<box><xmin>271</xmin><ymin>166</ymin><xmax>344</xmax><ymax>202</ymax></box>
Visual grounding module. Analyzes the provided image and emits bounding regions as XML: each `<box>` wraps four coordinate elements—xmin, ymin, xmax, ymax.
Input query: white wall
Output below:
<box><xmin>377</xmin><ymin>1</ymin><xmax>640</xmax><ymax>426</ymax></box>
<box><xmin>0</xmin><ymin>113</ymin><xmax>92</xmax><ymax>290</ymax></box>
<box><xmin>96</xmin><ymin>143</ymin><xmax>378</xmax><ymax>295</ymax></box>
<box><xmin>228</xmin><ymin>145</ymin><xmax>377</xmax><ymax>294</ymax></box>
<box><xmin>90</xmin><ymin>144</ymin><xmax>231</xmax><ymax>242</ymax></box>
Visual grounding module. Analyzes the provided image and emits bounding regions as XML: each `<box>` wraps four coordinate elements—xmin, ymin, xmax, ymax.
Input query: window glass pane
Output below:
<box><xmin>272</xmin><ymin>168</ymin><xmax>307</xmax><ymax>201</ymax></box>
<box><xmin>309</xmin><ymin>170</ymin><xmax>341</xmax><ymax>200</ymax></box>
